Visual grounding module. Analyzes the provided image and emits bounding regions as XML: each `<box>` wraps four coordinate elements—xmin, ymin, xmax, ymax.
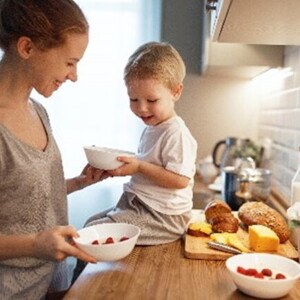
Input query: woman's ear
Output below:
<box><xmin>17</xmin><ymin>36</ymin><xmax>34</xmax><ymax>59</ymax></box>
<box><xmin>173</xmin><ymin>83</ymin><xmax>184</xmax><ymax>101</ymax></box>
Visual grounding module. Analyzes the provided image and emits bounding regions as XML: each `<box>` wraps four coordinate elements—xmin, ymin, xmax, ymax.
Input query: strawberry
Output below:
<box><xmin>275</xmin><ymin>273</ymin><xmax>286</xmax><ymax>279</ymax></box>
<box><xmin>245</xmin><ymin>268</ymin><xmax>258</xmax><ymax>276</ymax></box>
<box><xmin>105</xmin><ymin>237</ymin><xmax>114</xmax><ymax>244</ymax></box>
<box><xmin>120</xmin><ymin>236</ymin><xmax>129</xmax><ymax>242</ymax></box>
<box><xmin>91</xmin><ymin>240</ymin><xmax>99</xmax><ymax>245</ymax></box>
<box><xmin>261</xmin><ymin>268</ymin><xmax>272</xmax><ymax>276</ymax></box>
<box><xmin>254</xmin><ymin>272</ymin><xmax>264</xmax><ymax>279</ymax></box>
<box><xmin>237</xmin><ymin>266</ymin><xmax>247</xmax><ymax>275</ymax></box>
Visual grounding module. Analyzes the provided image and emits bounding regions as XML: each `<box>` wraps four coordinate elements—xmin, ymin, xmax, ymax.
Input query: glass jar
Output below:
<box><xmin>290</xmin><ymin>147</ymin><xmax>300</xmax><ymax>245</ymax></box>
<box><xmin>291</xmin><ymin>148</ymin><xmax>300</xmax><ymax>205</ymax></box>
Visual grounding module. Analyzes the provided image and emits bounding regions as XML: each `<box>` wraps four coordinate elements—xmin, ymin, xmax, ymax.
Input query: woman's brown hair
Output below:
<box><xmin>0</xmin><ymin>0</ymin><xmax>88</xmax><ymax>52</ymax></box>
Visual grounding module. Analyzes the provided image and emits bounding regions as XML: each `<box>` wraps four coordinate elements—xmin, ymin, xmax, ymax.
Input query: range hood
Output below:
<box><xmin>211</xmin><ymin>0</ymin><xmax>300</xmax><ymax>45</ymax></box>
<box><xmin>160</xmin><ymin>0</ymin><xmax>283</xmax><ymax>78</ymax></box>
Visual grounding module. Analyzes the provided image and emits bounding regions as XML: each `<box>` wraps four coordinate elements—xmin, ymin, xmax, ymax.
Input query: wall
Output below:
<box><xmin>255</xmin><ymin>46</ymin><xmax>300</xmax><ymax>202</ymax></box>
<box><xmin>161</xmin><ymin>0</ymin><xmax>260</xmax><ymax>164</ymax></box>
<box><xmin>177</xmin><ymin>74</ymin><xmax>259</xmax><ymax>159</ymax></box>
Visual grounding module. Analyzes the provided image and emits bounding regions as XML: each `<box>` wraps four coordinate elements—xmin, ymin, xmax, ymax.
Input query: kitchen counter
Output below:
<box><xmin>64</xmin><ymin>238</ymin><xmax>300</xmax><ymax>300</ymax></box>
<box><xmin>64</xmin><ymin>175</ymin><xmax>298</xmax><ymax>299</ymax></box>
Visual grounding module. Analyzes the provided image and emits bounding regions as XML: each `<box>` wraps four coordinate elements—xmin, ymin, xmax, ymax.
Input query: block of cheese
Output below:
<box><xmin>249</xmin><ymin>225</ymin><xmax>279</xmax><ymax>252</ymax></box>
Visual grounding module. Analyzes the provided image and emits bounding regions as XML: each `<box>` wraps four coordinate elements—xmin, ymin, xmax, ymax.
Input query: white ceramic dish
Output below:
<box><xmin>208</xmin><ymin>183</ymin><xmax>222</xmax><ymax>192</ymax></box>
<box><xmin>84</xmin><ymin>146</ymin><xmax>135</xmax><ymax>170</ymax></box>
<box><xmin>226</xmin><ymin>253</ymin><xmax>300</xmax><ymax>299</ymax></box>
<box><xmin>74</xmin><ymin>223</ymin><xmax>141</xmax><ymax>261</ymax></box>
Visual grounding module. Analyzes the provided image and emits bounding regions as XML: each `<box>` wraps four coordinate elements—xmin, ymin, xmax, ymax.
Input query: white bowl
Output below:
<box><xmin>74</xmin><ymin>223</ymin><xmax>141</xmax><ymax>261</ymax></box>
<box><xmin>84</xmin><ymin>146</ymin><xmax>135</xmax><ymax>170</ymax></box>
<box><xmin>226</xmin><ymin>253</ymin><xmax>300</xmax><ymax>299</ymax></box>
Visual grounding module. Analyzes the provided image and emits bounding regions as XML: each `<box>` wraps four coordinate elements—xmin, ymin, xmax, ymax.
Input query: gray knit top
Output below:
<box><xmin>0</xmin><ymin>99</ymin><xmax>68</xmax><ymax>299</ymax></box>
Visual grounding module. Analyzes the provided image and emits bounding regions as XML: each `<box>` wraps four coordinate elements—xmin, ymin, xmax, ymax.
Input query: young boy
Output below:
<box><xmin>86</xmin><ymin>41</ymin><xmax>197</xmax><ymax>244</ymax></box>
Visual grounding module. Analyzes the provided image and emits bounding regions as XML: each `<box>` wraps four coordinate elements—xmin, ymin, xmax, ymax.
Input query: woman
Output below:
<box><xmin>0</xmin><ymin>0</ymin><xmax>107</xmax><ymax>298</ymax></box>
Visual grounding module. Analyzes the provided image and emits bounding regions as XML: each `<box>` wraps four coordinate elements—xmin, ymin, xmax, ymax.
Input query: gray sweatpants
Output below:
<box><xmin>86</xmin><ymin>191</ymin><xmax>192</xmax><ymax>245</ymax></box>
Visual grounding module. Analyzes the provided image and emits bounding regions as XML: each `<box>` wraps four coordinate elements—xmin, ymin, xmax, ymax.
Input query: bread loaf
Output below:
<box><xmin>209</xmin><ymin>213</ymin><xmax>239</xmax><ymax>233</ymax></box>
<box><xmin>204</xmin><ymin>200</ymin><xmax>232</xmax><ymax>221</ymax></box>
<box><xmin>204</xmin><ymin>200</ymin><xmax>239</xmax><ymax>233</ymax></box>
<box><xmin>238</xmin><ymin>201</ymin><xmax>290</xmax><ymax>243</ymax></box>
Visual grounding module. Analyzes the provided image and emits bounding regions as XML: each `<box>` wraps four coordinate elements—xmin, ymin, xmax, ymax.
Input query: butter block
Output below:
<box><xmin>188</xmin><ymin>222</ymin><xmax>212</xmax><ymax>235</ymax></box>
<box><xmin>249</xmin><ymin>225</ymin><xmax>279</xmax><ymax>252</ymax></box>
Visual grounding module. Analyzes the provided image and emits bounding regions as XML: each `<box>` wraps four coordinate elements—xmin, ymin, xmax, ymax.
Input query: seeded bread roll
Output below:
<box><xmin>238</xmin><ymin>201</ymin><xmax>290</xmax><ymax>243</ymax></box>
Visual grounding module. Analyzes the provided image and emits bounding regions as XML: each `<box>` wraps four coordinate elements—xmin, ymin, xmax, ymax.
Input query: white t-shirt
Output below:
<box><xmin>124</xmin><ymin>116</ymin><xmax>197</xmax><ymax>215</ymax></box>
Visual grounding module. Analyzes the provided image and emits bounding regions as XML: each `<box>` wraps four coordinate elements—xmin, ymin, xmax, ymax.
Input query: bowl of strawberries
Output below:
<box><xmin>74</xmin><ymin>223</ymin><xmax>141</xmax><ymax>261</ymax></box>
<box><xmin>225</xmin><ymin>253</ymin><xmax>300</xmax><ymax>299</ymax></box>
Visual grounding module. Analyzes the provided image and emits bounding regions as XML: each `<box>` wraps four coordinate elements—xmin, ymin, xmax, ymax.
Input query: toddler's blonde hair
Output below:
<box><xmin>124</xmin><ymin>41</ymin><xmax>186</xmax><ymax>92</ymax></box>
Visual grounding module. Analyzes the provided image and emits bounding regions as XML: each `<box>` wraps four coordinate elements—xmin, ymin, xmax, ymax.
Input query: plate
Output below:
<box><xmin>208</xmin><ymin>183</ymin><xmax>222</xmax><ymax>192</ymax></box>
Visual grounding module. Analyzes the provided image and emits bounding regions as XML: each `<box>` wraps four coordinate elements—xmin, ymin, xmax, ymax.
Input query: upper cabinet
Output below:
<box><xmin>211</xmin><ymin>0</ymin><xmax>300</xmax><ymax>45</ymax></box>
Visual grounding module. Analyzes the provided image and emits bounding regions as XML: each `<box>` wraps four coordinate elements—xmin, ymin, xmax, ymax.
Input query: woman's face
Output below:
<box><xmin>27</xmin><ymin>33</ymin><xmax>89</xmax><ymax>97</ymax></box>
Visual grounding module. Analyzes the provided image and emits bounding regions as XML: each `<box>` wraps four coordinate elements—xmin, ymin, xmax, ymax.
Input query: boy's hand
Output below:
<box><xmin>108</xmin><ymin>156</ymin><xmax>140</xmax><ymax>176</ymax></box>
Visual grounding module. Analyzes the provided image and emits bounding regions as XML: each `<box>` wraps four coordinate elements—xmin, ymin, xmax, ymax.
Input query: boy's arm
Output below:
<box><xmin>139</xmin><ymin>161</ymin><xmax>190</xmax><ymax>189</ymax></box>
<box><xmin>108</xmin><ymin>156</ymin><xmax>190</xmax><ymax>189</ymax></box>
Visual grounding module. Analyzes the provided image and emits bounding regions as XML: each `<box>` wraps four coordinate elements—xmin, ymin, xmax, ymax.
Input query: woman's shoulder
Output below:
<box><xmin>30</xmin><ymin>98</ymin><xmax>50</xmax><ymax>122</ymax></box>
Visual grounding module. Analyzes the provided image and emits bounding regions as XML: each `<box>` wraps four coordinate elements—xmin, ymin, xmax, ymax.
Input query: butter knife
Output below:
<box><xmin>207</xmin><ymin>241</ymin><xmax>242</xmax><ymax>254</ymax></box>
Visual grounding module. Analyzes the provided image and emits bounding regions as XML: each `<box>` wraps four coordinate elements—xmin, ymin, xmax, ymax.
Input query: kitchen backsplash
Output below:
<box><xmin>257</xmin><ymin>46</ymin><xmax>300</xmax><ymax>203</ymax></box>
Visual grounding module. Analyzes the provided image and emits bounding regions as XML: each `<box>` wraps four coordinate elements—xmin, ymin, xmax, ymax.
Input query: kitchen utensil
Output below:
<box><xmin>221</xmin><ymin>166</ymin><xmax>239</xmax><ymax>210</ymax></box>
<box><xmin>235</xmin><ymin>167</ymin><xmax>272</xmax><ymax>204</ymax></box>
<box><xmin>207</xmin><ymin>241</ymin><xmax>241</xmax><ymax>254</ymax></box>
<box><xmin>212</xmin><ymin>137</ymin><xmax>251</xmax><ymax>169</ymax></box>
<box><xmin>197</xmin><ymin>155</ymin><xmax>218</xmax><ymax>183</ymax></box>
<box><xmin>74</xmin><ymin>223</ymin><xmax>141</xmax><ymax>261</ymax></box>
<box><xmin>84</xmin><ymin>146</ymin><xmax>135</xmax><ymax>170</ymax></box>
<box><xmin>226</xmin><ymin>253</ymin><xmax>300</xmax><ymax>299</ymax></box>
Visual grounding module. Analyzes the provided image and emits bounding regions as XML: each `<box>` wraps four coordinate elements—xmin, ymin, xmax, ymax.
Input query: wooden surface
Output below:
<box><xmin>185</xmin><ymin>210</ymin><xmax>299</xmax><ymax>260</ymax></box>
<box><xmin>184</xmin><ymin>231</ymin><xmax>299</xmax><ymax>260</ymax></box>
<box><xmin>64</xmin><ymin>239</ymin><xmax>300</xmax><ymax>300</ymax></box>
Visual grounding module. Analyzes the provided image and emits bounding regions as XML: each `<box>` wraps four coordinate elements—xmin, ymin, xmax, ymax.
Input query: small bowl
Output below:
<box><xmin>226</xmin><ymin>253</ymin><xmax>300</xmax><ymax>299</ymax></box>
<box><xmin>84</xmin><ymin>146</ymin><xmax>135</xmax><ymax>170</ymax></box>
<box><xmin>74</xmin><ymin>223</ymin><xmax>141</xmax><ymax>261</ymax></box>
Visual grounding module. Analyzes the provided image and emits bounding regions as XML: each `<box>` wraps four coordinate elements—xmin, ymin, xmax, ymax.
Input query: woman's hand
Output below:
<box><xmin>67</xmin><ymin>164</ymin><xmax>111</xmax><ymax>194</ymax></box>
<box><xmin>32</xmin><ymin>226</ymin><xmax>97</xmax><ymax>263</ymax></box>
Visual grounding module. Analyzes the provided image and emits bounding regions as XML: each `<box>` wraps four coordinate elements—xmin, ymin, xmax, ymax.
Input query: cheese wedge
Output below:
<box><xmin>227</xmin><ymin>235</ymin><xmax>250</xmax><ymax>253</ymax></box>
<box><xmin>210</xmin><ymin>232</ymin><xmax>236</xmax><ymax>244</ymax></box>
<box><xmin>210</xmin><ymin>233</ymin><xmax>250</xmax><ymax>252</ymax></box>
<box><xmin>249</xmin><ymin>225</ymin><xmax>279</xmax><ymax>252</ymax></box>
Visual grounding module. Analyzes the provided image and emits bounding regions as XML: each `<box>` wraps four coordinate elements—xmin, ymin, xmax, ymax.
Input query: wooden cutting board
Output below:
<box><xmin>184</xmin><ymin>211</ymin><xmax>299</xmax><ymax>260</ymax></box>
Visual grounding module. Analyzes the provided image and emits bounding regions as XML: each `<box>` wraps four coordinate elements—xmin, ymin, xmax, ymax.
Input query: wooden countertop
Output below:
<box><xmin>64</xmin><ymin>239</ymin><xmax>300</xmax><ymax>300</ymax></box>
<box><xmin>64</xmin><ymin>175</ymin><xmax>299</xmax><ymax>299</ymax></box>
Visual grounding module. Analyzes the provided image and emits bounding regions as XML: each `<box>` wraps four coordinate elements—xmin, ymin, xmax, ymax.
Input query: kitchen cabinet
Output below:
<box><xmin>211</xmin><ymin>0</ymin><xmax>300</xmax><ymax>45</ymax></box>
<box><xmin>203</xmin><ymin>41</ymin><xmax>284</xmax><ymax>79</ymax></box>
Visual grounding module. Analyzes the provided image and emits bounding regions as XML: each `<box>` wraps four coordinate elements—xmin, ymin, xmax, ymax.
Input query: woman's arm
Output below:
<box><xmin>0</xmin><ymin>227</ymin><xmax>97</xmax><ymax>263</ymax></box>
<box><xmin>108</xmin><ymin>156</ymin><xmax>190</xmax><ymax>189</ymax></box>
<box><xmin>66</xmin><ymin>164</ymin><xmax>110</xmax><ymax>194</ymax></box>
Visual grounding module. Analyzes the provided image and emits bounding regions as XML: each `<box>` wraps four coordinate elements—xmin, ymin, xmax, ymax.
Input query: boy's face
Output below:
<box><xmin>127</xmin><ymin>78</ymin><xmax>182</xmax><ymax>126</ymax></box>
